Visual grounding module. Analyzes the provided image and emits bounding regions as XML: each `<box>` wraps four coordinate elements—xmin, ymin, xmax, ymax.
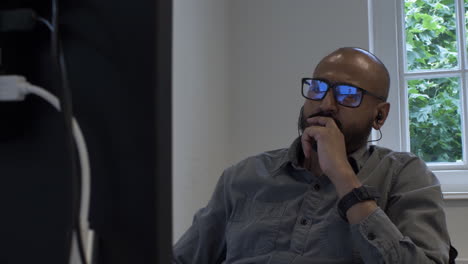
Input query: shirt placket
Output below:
<box><xmin>289</xmin><ymin>181</ymin><xmax>323</xmax><ymax>255</ymax></box>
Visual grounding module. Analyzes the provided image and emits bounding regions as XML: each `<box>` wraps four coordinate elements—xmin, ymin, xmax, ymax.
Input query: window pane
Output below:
<box><xmin>465</xmin><ymin>0</ymin><xmax>468</xmax><ymax>58</ymax></box>
<box><xmin>404</xmin><ymin>0</ymin><xmax>458</xmax><ymax>71</ymax></box>
<box><xmin>408</xmin><ymin>77</ymin><xmax>462</xmax><ymax>162</ymax></box>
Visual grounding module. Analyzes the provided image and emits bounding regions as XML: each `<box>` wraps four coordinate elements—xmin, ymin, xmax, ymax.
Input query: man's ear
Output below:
<box><xmin>373</xmin><ymin>102</ymin><xmax>390</xmax><ymax>130</ymax></box>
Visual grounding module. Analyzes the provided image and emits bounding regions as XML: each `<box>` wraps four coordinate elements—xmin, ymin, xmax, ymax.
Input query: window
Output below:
<box><xmin>370</xmin><ymin>0</ymin><xmax>468</xmax><ymax>197</ymax></box>
<box><xmin>404</xmin><ymin>0</ymin><xmax>464</xmax><ymax>165</ymax></box>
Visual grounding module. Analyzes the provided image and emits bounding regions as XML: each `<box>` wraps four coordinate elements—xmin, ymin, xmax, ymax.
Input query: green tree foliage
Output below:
<box><xmin>408</xmin><ymin>78</ymin><xmax>462</xmax><ymax>162</ymax></box>
<box><xmin>405</xmin><ymin>0</ymin><xmax>458</xmax><ymax>71</ymax></box>
<box><xmin>405</xmin><ymin>0</ymin><xmax>463</xmax><ymax>162</ymax></box>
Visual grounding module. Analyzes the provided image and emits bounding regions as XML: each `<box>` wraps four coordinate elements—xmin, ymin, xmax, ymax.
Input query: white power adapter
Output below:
<box><xmin>0</xmin><ymin>75</ymin><xmax>28</xmax><ymax>101</ymax></box>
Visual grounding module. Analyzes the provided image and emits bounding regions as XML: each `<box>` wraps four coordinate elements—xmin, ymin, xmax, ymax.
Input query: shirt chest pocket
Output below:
<box><xmin>226</xmin><ymin>199</ymin><xmax>286</xmax><ymax>260</ymax></box>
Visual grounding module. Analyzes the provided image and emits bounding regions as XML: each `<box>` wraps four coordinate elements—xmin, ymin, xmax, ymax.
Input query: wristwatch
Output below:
<box><xmin>337</xmin><ymin>185</ymin><xmax>380</xmax><ymax>222</ymax></box>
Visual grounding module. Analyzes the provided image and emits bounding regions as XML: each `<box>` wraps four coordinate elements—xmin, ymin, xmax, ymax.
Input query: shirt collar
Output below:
<box><xmin>287</xmin><ymin>136</ymin><xmax>304</xmax><ymax>169</ymax></box>
<box><xmin>348</xmin><ymin>143</ymin><xmax>370</xmax><ymax>172</ymax></box>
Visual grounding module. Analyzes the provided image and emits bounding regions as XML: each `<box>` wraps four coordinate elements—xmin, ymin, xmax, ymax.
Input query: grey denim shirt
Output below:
<box><xmin>173</xmin><ymin>138</ymin><xmax>451</xmax><ymax>264</ymax></box>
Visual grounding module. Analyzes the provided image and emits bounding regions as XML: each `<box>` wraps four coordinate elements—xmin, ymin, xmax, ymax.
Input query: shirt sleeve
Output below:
<box><xmin>350</xmin><ymin>157</ymin><xmax>451</xmax><ymax>264</ymax></box>
<box><xmin>173</xmin><ymin>172</ymin><xmax>230</xmax><ymax>264</ymax></box>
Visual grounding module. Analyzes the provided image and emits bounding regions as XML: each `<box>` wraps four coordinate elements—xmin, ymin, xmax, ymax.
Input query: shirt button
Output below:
<box><xmin>313</xmin><ymin>184</ymin><xmax>321</xmax><ymax>191</ymax></box>
<box><xmin>367</xmin><ymin>232</ymin><xmax>376</xmax><ymax>240</ymax></box>
<box><xmin>300</xmin><ymin>218</ymin><xmax>308</xmax><ymax>225</ymax></box>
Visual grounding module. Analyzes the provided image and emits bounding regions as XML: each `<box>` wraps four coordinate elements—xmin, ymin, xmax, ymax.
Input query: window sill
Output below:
<box><xmin>434</xmin><ymin>170</ymin><xmax>468</xmax><ymax>199</ymax></box>
<box><xmin>442</xmin><ymin>192</ymin><xmax>468</xmax><ymax>200</ymax></box>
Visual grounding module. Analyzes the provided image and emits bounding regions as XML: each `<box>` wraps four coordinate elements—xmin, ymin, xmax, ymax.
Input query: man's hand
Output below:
<box><xmin>301</xmin><ymin>116</ymin><xmax>360</xmax><ymax>197</ymax></box>
<box><xmin>301</xmin><ymin>116</ymin><xmax>378</xmax><ymax>223</ymax></box>
<box><xmin>301</xmin><ymin>117</ymin><xmax>350</xmax><ymax>177</ymax></box>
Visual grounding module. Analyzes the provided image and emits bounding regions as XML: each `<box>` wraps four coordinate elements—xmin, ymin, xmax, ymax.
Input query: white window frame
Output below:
<box><xmin>369</xmin><ymin>0</ymin><xmax>468</xmax><ymax>198</ymax></box>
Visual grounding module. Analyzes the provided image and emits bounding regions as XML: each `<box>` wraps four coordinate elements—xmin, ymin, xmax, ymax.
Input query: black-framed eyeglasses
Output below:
<box><xmin>301</xmin><ymin>78</ymin><xmax>386</xmax><ymax>108</ymax></box>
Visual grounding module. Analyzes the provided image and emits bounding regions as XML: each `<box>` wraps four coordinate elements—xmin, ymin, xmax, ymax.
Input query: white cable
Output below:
<box><xmin>0</xmin><ymin>75</ymin><xmax>93</xmax><ymax>263</ymax></box>
<box><xmin>25</xmin><ymin>84</ymin><xmax>93</xmax><ymax>263</ymax></box>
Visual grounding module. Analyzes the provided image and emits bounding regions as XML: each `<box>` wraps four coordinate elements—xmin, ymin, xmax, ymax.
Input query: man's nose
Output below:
<box><xmin>319</xmin><ymin>90</ymin><xmax>338</xmax><ymax>113</ymax></box>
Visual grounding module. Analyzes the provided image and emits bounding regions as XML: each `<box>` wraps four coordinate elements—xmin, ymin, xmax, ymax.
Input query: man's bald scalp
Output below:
<box><xmin>314</xmin><ymin>47</ymin><xmax>390</xmax><ymax>100</ymax></box>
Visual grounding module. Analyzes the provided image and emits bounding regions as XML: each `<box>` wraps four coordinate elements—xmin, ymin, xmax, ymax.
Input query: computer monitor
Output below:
<box><xmin>0</xmin><ymin>1</ymin><xmax>172</xmax><ymax>263</ymax></box>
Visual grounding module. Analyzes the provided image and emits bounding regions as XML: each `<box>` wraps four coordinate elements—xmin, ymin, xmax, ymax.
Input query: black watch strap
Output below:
<box><xmin>337</xmin><ymin>185</ymin><xmax>379</xmax><ymax>222</ymax></box>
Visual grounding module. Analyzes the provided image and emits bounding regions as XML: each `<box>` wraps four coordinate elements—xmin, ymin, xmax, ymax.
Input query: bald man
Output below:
<box><xmin>173</xmin><ymin>48</ymin><xmax>451</xmax><ymax>264</ymax></box>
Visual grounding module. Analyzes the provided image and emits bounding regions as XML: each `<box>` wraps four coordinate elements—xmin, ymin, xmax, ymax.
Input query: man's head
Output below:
<box><xmin>299</xmin><ymin>47</ymin><xmax>391</xmax><ymax>154</ymax></box>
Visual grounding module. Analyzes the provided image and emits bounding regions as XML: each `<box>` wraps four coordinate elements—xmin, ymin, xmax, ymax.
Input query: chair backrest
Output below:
<box><xmin>449</xmin><ymin>244</ymin><xmax>458</xmax><ymax>264</ymax></box>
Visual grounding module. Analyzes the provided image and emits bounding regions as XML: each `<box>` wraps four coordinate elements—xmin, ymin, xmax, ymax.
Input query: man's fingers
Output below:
<box><xmin>301</xmin><ymin>126</ymin><xmax>325</xmax><ymax>158</ymax></box>
<box><xmin>302</xmin><ymin>125</ymin><xmax>326</xmax><ymax>147</ymax></box>
<box><xmin>301</xmin><ymin>131</ymin><xmax>312</xmax><ymax>158</ymax></box>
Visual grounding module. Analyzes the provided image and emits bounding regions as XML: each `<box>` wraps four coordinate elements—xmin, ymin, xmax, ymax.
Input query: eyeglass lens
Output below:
<box><xmin>303</xmin><ymin>79</ymin><xmax>363</xmax><ymax>107</ymax></box>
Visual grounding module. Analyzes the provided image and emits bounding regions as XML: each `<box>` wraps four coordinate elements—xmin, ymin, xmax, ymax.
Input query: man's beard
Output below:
<box><xmin>297</xmin><ymin>106</ymin><xmax>373</xmax><ymax>154</ymax></box>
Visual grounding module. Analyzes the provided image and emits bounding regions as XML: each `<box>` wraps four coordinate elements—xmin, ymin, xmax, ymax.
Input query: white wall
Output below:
<box><xmin>172</xmin><ymin>0</ymin><xmax>229</xmax><ymax>241</ymax></box>
<box><xmin>227</xmin><ymin>0</ymin><xmax>370</xmax><ymax>163</ymax></box>
<box><xmin>445</xmin><ymin>200</ymin><xmax>468</xmax><ymax>261</ymax></box>
<box><xmin>173</xmin><ymin>0</ymin><xmax>468</xmax><ymax>260</ymax></box>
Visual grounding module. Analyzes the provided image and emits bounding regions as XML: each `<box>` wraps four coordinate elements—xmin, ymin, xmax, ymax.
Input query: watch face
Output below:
<box><xmin>357</xmin><ymin>185</ymin><xmax>379</xmax><ymax>200</ymax></box>
<box><xmin>360</xmin><ymin>186</ymin><xmax>370</xmax><ymax>197</ymax></box>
